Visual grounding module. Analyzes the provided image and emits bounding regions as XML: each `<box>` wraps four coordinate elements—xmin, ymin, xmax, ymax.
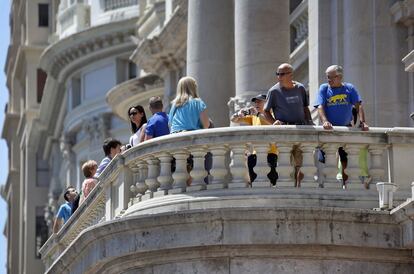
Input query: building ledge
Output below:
<box><xmin>106</xmin><ymin>74</ymin><xmax>164</xmax><ymax>120</ymax></box>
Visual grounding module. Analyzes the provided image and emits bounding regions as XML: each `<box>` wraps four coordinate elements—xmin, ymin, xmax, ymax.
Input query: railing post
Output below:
<box><xmin>129</xmin><ymin>163</ymin><xmax>139</xmax><ymax>202</ymax></box>
<box><xmin>229</xmin><ymin>144</ymin><xmax>248</xmax><ymax>188</ymax></box>
<box><xmin>322</xmin><ymin>143</ymin><xmax>340</xmax><ymax>188</ymax></box>
<box><xmin>276</xmin><ymin>143</ymin><xmax>293</xmax><ymax>187</ymax></box>
<box><xmin>251</xmin><ymin>143</ymin><xmax>271</xmax><ymax>187</ymax></box>
<box><xmin>300</xmin><ymin>143</ymin><xmax>318</xmax><ymax>187</ymax></box>
<box><xmin>368</xmin><ymin>145</ymin><xmax>386</xmax><ymax>185</ymax></box>
<box><xmin>105</xmin><ymin>184</ymin><xmax>112</xmax><ymax>221</ymax></box>
<box><xmin>187</xmin><ymin>146</ymin><xmax>208</xmax><ymax>191</ymax></box>
<box><xmin>171</xmin><ymin>150</ymin><xmax>190</xmax><ymax>193</ymax></box>
<box><xmin>136</xmin><ymin>161</ymin><xmax>148</xmax><ymax>197</ymax></box>
<box><xmin>145</xmin><ymin>156</ymin><xmax>160</xmax><ymax>197</ymax></box>
<box><xmin>157</xmin><ymin>152</ymin><xmax>173</xmax><ymax>194</ymax></box>
<box><xmin>118</xmin><ymin>160</ymin><xmax>133</xmax><ymax>214</ymax></box>
<box><xmin>208</xmin><ymin>145</ymin><xmax>229</xmax><ymax>189</ymax></box>
<box><xmin>344</xmin><ymin>144</ymin><xmax>364</xmax><ymax>186</ymax></box>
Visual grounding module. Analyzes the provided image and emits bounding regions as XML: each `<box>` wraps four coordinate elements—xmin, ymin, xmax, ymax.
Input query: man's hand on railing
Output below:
<box><xmin>322</xmin><ymin>121</ymin><xmax>333</xmax><ymax>130</ymax></box>
<box><xmin>360</xmin><ymin>121</ymin><xmax>369</xmax><ymax>131</ymax></box>
<box><xmin>273</xmin><ymin>120</ymin><xmax>284</xmax><ymax>125</ymax></box>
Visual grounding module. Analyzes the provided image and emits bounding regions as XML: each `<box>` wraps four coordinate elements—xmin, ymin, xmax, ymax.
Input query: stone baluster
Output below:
<box><xmin>157</xmin><ymin>152</ymin><xmax>173</xmax><ymax>194</ymax></box>
<box><xmin>322</xmin><ymin>143</ymin><xmax>341</xmax><ymax>189</ymax></box>
<box><xmin>252</xmin><ymin>143</ymin><xmax>271</xmax><ymax>187</ymax></box>
<box><xmin>188</xmin><ymin>147</ymin><xmax>208</xmax><ymax>192</ymax></box>
<box><xmin>145</xmin><ymin>156</ymin><xmax>160</xmax><ymax>197</ymax></box>
<box><xmin>368</xmin><ymin>145</ymin><xmax>386</xmax><ymax>185</ymax></box>
<box><xmin>300</xmin><ymin>143</ymin><xmax>318</xmax><ymax>187</ymax></box>
<box><xmin>171</xmin><ymin>150</ymin><xmax>190</xmax><ymax>193</ymax></box>
<box><xmin>229</xmin><ymin>144</ymin><xmax>249</xmax><ymax>188</ymax></box>
<box><xmin>135</xmin><ymin>161</ymin><xmax>148</xmax><ymax>197</ymax></box>
<box><xmin>344</xmin><ymin>144</ymin><xmax>364</xmax><ymax>188</ymax></box>
<box><xmin>129</xmin><ymin>163</ymin><xmax>140</xmax><ymax>205</ymax></box>
<box><xmin>276</xmin><ymin>143</ymin><xmax>293</xmax><ymax>187</ymax></box>
<box><xmin>208</xmin><ymin>145</ymin><xmax>229</xmax><ymax>189</ymax></box>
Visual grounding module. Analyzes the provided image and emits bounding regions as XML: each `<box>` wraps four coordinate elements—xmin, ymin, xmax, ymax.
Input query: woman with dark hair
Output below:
<box><xmin>128</xmin><ymin>105</ymin><xmax>147</xmax><ymax>147</ymax></box>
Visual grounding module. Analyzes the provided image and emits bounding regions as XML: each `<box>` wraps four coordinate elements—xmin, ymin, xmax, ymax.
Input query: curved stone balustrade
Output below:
<box><xmin>104</xmin><ymin>0</ymin><xmax>138</xmax><ymax>11</ymax></box>
<box><xmin>40</xmin><ymin>126</ymin><xmax>414</xmax><ymax>271</ymax></box>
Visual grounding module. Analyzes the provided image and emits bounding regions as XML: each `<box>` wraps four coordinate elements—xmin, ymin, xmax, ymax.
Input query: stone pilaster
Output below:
<box><xmin>343</xmin><ymin>0</ymin><xmax>408</xmax><ymax>127</ymax></box>
<box><xmin>187</xmin><ymin>0</ymin><xmax>235</xmax><ymax>127</ymax></box>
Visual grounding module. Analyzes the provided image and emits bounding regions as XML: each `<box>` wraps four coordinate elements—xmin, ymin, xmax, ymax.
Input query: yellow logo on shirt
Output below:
<box><xmin>327</xmin><ymin>94</ymin><xmax>348</xmax><ymax>105</ymax></box>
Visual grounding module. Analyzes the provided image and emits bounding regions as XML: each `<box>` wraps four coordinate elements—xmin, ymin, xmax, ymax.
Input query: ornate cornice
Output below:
<box><xmin>390</xmin><ymin>0</ymin><xmax>414</xmax><ymax>26</ymax></box>
<box><xmin>106</xmin><ymin>74</ymin><xmax>164</xmax><ymax>120</ymax></box>
<box><xmin>40</xmin><ymin>17</ymin><xmax>138</xmax><ymax>80</ymax></box>
<box><xmin>131</xmin><ymin>1</ymin><xmax>187</xmax><ymax>75</ymax></box>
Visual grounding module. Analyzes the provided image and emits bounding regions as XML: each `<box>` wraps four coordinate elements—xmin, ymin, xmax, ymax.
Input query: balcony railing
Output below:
<box><xmin>39</xmin><ymin>126</ymin><xmax>414</xmax><ymax>271</ymax></box>
<box><xmin>104</xmin><ymin>0</ymin><xmax>138</xmax><ymax>11</ymax></box>
<box><xmin>57</xmin><ymin>2</ymin><xmax>90</xmax><ymax>38</ymax></box>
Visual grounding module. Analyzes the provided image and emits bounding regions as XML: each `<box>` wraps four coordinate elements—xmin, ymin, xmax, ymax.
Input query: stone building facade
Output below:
<box><xmin>1</xmin><ymin>0</ymin><xmax>414</xmax><ymax>273</ymax></box>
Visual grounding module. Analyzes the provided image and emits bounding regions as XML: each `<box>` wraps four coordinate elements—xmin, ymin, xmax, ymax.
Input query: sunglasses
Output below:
<box><xmin>276</xmin><ymin>71</ymin><xmax>291</xmax><ymax>76</ymax></box>
<box><xmin>326</xmin><ymin>75</ymin><xmax>339</xmax><ymax>80</ymax></box>
<box><xmin>129</xmin><ymin>111</ymin><xmax>138</xmax><ymax>116</ymax></box>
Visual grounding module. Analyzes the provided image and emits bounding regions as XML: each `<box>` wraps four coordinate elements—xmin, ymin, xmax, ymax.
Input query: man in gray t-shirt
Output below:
<box><xmin>263</xmin><ymin>63</ymin><xmax>312</xmax><ymax>187</ymax></box>
<box><xmin>264</xmin><ymin>64</ymin><xmax>311</xmax><ymax>125</ymax></box>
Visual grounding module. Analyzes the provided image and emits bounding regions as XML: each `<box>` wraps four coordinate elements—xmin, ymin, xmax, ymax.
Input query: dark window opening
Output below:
<box><xmin>128</xmin><ymin>62</ymin><xmax>138</xmax><ymax>79</ymax></box>
<box><xmin>38</xmin><ymin>4</ymin><xmax>49</xmax><ymax>27</ymax></box>
<box><xmin>37</xmin><ymin>69</ymin><xmax>47</xmax><ymax>103</ymax></box>
<box><xmin>35</xmin><ymin>207</ymin><xmax>49</xmax><ymax>258</ymax></box>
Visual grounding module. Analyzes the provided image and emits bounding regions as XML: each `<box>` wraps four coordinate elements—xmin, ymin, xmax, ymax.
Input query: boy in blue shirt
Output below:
<box><xmin>53</xmin><ymin>186</ymin><xmax>78</xmax><ymax>233</ymax></box>
<box><xmin>145</xmin><ymin>96</ymin><xmax>170</xmax><ymax>140</ymax></box>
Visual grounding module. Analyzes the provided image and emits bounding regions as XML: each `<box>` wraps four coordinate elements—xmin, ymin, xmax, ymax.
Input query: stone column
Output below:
<box><xmin>186</xmin><ymin>0</ymin><xmax>235</xmax><ymax>127</ymax></box>
<box><xmin>343</xmin><ymin>0</ymin><xmax>408</xmax><ymax>127</ymax></box>
<box><xmin>308</xmin><ymin>0</ymin><xmax>335</xmax><ymax>108</ymax></box>
<box><xmin>234</xmin><ymin>0</ymin><xmax>289</xmax><ymax>103</ymax></box>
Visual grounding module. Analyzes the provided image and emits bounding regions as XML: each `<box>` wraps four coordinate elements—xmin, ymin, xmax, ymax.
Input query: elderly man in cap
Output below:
<box><xmin>231</xmin><ymin>94</ymin><xmax>278</xmax><ymax>186</ymax></box>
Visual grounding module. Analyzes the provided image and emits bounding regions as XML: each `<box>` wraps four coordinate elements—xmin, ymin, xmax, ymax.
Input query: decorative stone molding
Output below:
<box><xmin>131</xmin><ymin>0</ymin><xmax>187</xmax><ymax>75</ymax></box>
<box><xmin>57</xmin><ymin>1</ymin><xmax>91</xmax><ymax>38</ymax></box>
<box><xmin>390</xmin><ymin>0</ymin><xmax>414</xmax><ymax>72</ymax></box>
<box><xmin>81</xmin><ymin>114</ymin><xmax>110</xmax><ymax>144</ymax></box>
<box><xmin>227</xmin><ymin>96</ymin><xmax>252</xmax><ymax>118</ymax></box>
<box><xmin>106</xmin><ymin>74</ymin><xmax>164</xmax><ymax>120</ymax></box>
<box><xmin>40</xmin><ymin>17</ymin><xmax>137</xmax><ymax>80</ymax></box>
<box><xmin>290</xmin><ymin>0</ymin><xmax>308</xmax><ymax>52</ymax></box>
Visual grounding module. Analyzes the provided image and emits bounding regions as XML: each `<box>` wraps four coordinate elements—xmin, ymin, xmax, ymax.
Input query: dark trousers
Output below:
<box><xmin>247</xmin><ymin>153</ymin><xmax>278</xmax><ymax>185</ymax></box>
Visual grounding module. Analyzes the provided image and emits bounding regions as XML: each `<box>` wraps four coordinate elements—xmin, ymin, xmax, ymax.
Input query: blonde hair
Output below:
<box><xmin>172</xmin><ymin>76</ymin><xmax>200</xmax><ymax>107</ymax></box>
<box><xmin>82</xmin><ymin>160</ymin><xmax>98</xmax><ymax>178</ymax></box>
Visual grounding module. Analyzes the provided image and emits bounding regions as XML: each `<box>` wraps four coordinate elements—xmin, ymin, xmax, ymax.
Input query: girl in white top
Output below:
<box><xmin>127</xmin><ymin>105</ymin><xmax>147</xmax><ymax>147</ymax></box>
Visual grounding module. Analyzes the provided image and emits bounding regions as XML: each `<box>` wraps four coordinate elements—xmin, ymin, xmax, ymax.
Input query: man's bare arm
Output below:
<box><xmin>53</xmin><ymin>218</ymin><xmax>62</xmax><ymax>234</ymax></box>
<box><xmin>317</xmin><ymin>106</ymin><xmax>333</xmax><ymax>130</ymax></box>
<box><xmin>264</xmin><ymin>110</ymin><xmax>276</xmax><ymax>124</ymax></box>
<box><xmin>354</xmin><ymin>102</ymin><xmax>369</xmax><ymax>131</ymax></box>
<box><xmin>303</xmin><ymin>107</ymin><xmax>313</xmax><ymax>125</ymax></box>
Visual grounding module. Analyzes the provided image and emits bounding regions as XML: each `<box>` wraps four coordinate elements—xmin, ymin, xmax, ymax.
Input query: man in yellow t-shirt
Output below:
<box><xmin>231</xmin><ymin>94</ymin><xmax>278</xmax><ymax>185</ymax></box>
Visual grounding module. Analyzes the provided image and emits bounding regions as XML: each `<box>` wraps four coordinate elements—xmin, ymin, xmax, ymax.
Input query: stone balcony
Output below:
<box><xmin>39</xmin><ymin>126</ymin><xmax>414</xmax><ymax>273</ymax></box>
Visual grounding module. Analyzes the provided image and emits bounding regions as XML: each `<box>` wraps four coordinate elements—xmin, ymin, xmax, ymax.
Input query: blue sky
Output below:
<box><xmin>0</xmin><ymin>0</ymin><xmax>10</xmax><ymax>273</ymax></box>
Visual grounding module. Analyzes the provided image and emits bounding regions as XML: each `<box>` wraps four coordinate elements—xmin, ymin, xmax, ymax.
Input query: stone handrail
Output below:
<box><xmin>40</xmin><ymin>126</ymin><xmax>414</xmax><ymax>269</ymax></box>
<box><xmin>104</xmin><ymin>0</ymin><xmax>138</xmax><ymax>11</ymax></box>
